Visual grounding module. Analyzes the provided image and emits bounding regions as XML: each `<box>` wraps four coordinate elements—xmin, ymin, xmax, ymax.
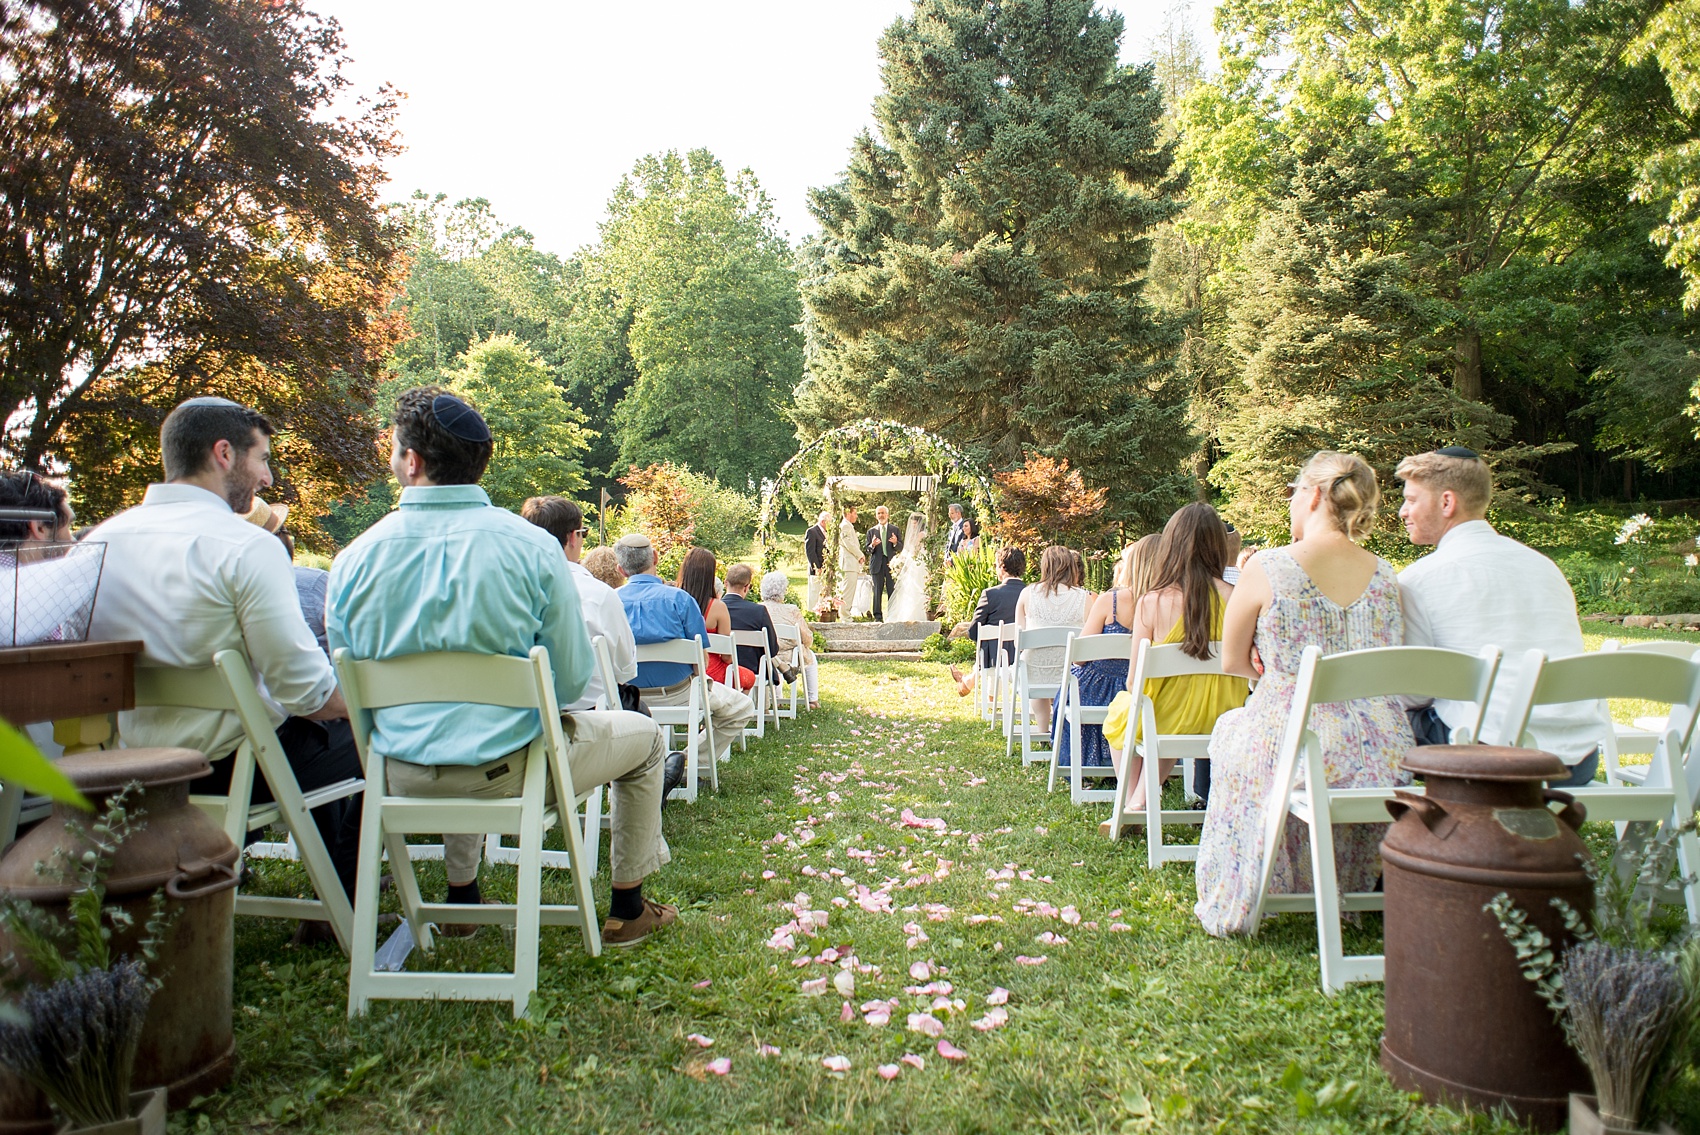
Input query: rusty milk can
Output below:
<box><xmin>1379</xmin><ymin>745</ymin><xmax>1593</xmax><ymax>1134</ymax></box>
<box><xmin>0</xmin><ymin>747</ymin><xmax>238</xmax><ymax>1133</ymax></box>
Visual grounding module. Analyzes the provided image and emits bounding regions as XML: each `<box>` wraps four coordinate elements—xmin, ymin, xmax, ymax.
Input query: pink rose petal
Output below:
<box><xmin>801</xmin><ymin>977</ymin><xmax>829</xmax><ymax>996</ymax></box>
<box><xmin>821</xmin><ymin>1055</ymin><xmax>851</xmax><ymax>1072</ymax></box>
<box><xmin>833</xmin><ymin>970</ymin><xmax>856</xmax><ymax>997</ymax></box>
<box><xmin>757</xmin><ymin>1044</ymin><xmax>781</xmax><ymax>1057</ymax></box>
<box><xmin>687</xmin><ymin>1033</ymin><xmax>714</xmax><ymax>1048</ymax></box>
<box><xmin>900</xmin><ymin>1053</ymin><xmax>926</xmax><ymax>1070</ymax></box>
<box><xmin>907</xmin><ymin>1012</ymin><xmax>946</xmax><ymax>1037</ymax></box>
<box><xmin>937</xmin><ymin>1039</ymin><xmax>967</xmax><ymax>1060</ymax></box>
<box><xmin>1108</xmin><ymin>922</ymin><xmax>1133</xmax><ymax>932</ymax></box>
<box><xmin>693</xmin><ymin>979</ymin><xmax>712</xmax><ymax>989</ymax></box>
<box><xmin>707</xmin><ymin>1057</ymin><xmax>731</xmax><ymax>1075</ymax></box>
<box><xmin>1014</xmin><ymin>955</ymin><xmax>1047</xmax><ymax>965</ymax></box>
<box><xmin>840</xmin><ymin>1000</ymin><xmax>855</xmax><ymax>1022</ymax></box>
<box><xmin>909</xmin><ymin>960</ymin><xmax>933</xmax><ymax>981</ymax></box>
<box><xmin>971</xmin><ymin>1007</ymin><xmax>1009</xmax><ymax>1031</ymax></box>
<box><xmin>877</xmin><ymin>1063</ymin><xmax>901</xmax><ymax>1080</ymax></box>
<box><xmin>986</xmin><ymin>987</ymin><xmax>1010</xmax><ymax>1006</ymax></box>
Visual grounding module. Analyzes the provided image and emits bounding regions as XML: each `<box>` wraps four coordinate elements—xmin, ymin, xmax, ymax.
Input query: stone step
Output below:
<box><xmin>810</xmin><ymin>620</ymin><xmax>940</xmax><ymax>644</ymax></box>
<box><xmin>822</xmin><ymin>651</ymin><xmax>925</xmax><ymax>661</ymax></box>
<box><xmin>819</xmin><ymin>637</ymin><xmax>930</xmax><ymax>651</ymax></box>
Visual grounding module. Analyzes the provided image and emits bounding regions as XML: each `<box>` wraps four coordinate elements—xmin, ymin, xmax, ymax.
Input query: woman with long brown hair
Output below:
<box><xmin>1121</xmin><ymin>503</ymin><xmax>1249</xmax><ymax>813</ymax></box>
<box><xmin>676</xmin><ymin>547</ymin><xmax>755</xmax><ymax>691</ymax></box>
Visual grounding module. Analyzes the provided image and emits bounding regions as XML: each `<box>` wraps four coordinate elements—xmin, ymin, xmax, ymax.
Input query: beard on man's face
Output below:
<box><xmin>223</xmin><ymin>468</ymin><xmax>262</xmax><ymax>515</ymax></box>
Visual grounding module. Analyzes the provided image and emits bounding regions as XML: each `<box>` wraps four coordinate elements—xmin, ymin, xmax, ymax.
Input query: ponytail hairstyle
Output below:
<box><xmin>1149</xmin><ymin>503</ymin><xmax>1230</xmax><ymax>660</ymax></box>
<box><xmin>675</xmin><ymin>547</ymin><xmax>719</xmax><ymax>615</ymax></box>
<box><xmin>1297</xmin><ymin>451</ymin><xmax>1380</xmax><ymax>541</ymax></box>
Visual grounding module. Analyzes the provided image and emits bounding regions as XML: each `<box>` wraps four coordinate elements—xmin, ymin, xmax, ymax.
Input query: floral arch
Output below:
<box><xmin>757</xmin><ymin>419</ymin><xmax>996</xmax><ymax>611</ymax></box>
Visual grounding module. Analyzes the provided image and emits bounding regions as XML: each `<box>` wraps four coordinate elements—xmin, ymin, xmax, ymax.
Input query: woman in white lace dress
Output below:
<box><xmin>885</xmin><ymin>514</ymin><xmax>931</xmax><ymax>623</ymax></box>
<box><xmin>1014</xmin><ymin>545</ymin><xmax>1094</xmax><ymax>735</ymax></box>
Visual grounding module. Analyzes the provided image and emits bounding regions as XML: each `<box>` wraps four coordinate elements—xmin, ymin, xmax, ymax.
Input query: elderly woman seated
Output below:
<box><xmin>759</xmin><ymin>570</ymin><xmax>819</xmax><ymax>709</ymax></box>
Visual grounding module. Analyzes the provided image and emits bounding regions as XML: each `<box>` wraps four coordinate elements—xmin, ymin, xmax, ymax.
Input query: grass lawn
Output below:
<box><xmin>189</xmin><ymin>646</ymin><xmax>1700</xmax><ymax>1134</ymax></box>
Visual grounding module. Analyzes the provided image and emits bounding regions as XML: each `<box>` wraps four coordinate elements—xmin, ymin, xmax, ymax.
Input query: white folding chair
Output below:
<box><xmin>1004</xmin><ymin>626</ymin><xmax>1075</xmax><ymax>764</ymax></box>
<box><xmin>482</xmin><ymin>635</ymin><xmax>618</xmax><ymax>878</ymax></box>
<box><xmin>336</xmin><ymin>646</ymin><xmax>601</xmax><ymax>1019</ymax></box>
<box><xmin>1493</xmin><ymin>647</ymin><xmax>1700</xmax><ymax>923</ymax></box>
<box><xmin>731</xmin><ymin>628</ymin><xmax>782</xmax><ymax>736</ymax></box>
<box><xmin>1250</xmin><ymin>644</ymin><xmax>1500</xmax><ymax>994</ymax></box>
<box><xmin>133</xmin><ymin>650</ymin><xmax>365</xmax><ymax>955</ymax></box>
<box><xmin>1106</xmin><ymin>640</ymin><xmax>1244</xmax><ymax>866</ymax></box>
<box><xmin>991</xmin><ymin>622</ymin><xmax>1020</xmax><ymax>728</ymax></box>
<box><xmin>1049</xmin><ymin>632</ymin><xmax>1137</xmax><ymax>804</ymax></box>
<box><xmin>772</xmin><ymin>627</ymin><xmax>805</xmax><ymax>720</ymax></box>
<box><xmin>974</xmin><ymin>625</ymin><xmax>1004</xmax><ymax>724</ymax></box>
<box><xmin>1598</xmin><ymin>640</ymin><xmax>1700</xmax><ymax>787</ymax></box>
<box><xmin>635</xmin><ymin>638</ymin><xmax>717</xmax><ymax>800</ymax></box>
<box><xmin>706</xmin><ymin>631</ymin><xmax>757</xmax><ymax>752</ymax></box>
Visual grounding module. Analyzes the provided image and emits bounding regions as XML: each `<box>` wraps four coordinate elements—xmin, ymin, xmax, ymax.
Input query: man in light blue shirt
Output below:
<box><xmin>329</xmin><ymin>388</ymin><xmax>675</xmax><ymax>947</ymax></box>
<box><xmin>616</xmin><ymin>533</ymin><xmax>753</xmax><ymax>764</ymax></box>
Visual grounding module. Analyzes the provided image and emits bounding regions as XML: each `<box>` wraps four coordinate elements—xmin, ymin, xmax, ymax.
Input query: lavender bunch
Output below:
<box><xmin>0</xmin><ymin>957</ymin><xmax>153</xmax><ymax>1126</ymax></box>
<box><xmin>1563</xmin><ymin>942</ymin><xmax>1692</xmax><ymax>1127</ymax></box>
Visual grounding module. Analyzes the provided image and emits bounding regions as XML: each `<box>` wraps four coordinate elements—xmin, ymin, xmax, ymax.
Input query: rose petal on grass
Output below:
<box><xmin>800</xmin><ymin>977</ymin><xmax>829</xmax><ymax>996</ymax></box>
<box><xmin>840</xmin><ymin>1000</ymin><xmax>855</xmax><ymax>1022</ymax></box>
<box><xmin>693</xmin><ymin>979</ymin><xmax>712</xmax><ymax>989</ymax></box>
<box><xmin>865</xmin><ymin>1007</ymin><xmax>890</xmax><ymax>1027</ymax></box>
<box><xmin>757</xmin><ymin>1044</ymin><xmax>781</xmax><ymax>1057</ymax></box>
<box><xmin>1059</xmin><ymin>905</ymin><xmax>1081</xmax><ymax>926</ymax></box>
<box><xmin>937</xmin><ymin>1039</ymin><xmax>967</xmax><ymax>1060</ymax></box>
<box><xmin>1108</xmin><ymin>922</ymin><xmax>1133</xmax><ymax>932</ymax></box>
<box><xmin>761</xmin><ymin>870</ymin><xmax>776</xmax><ymax>880</ymax></box>
<box><xmin>1014</xmin><ymin>955</ymin><xmax>1047</xmax><ymax>965</ymax></box>
<box><xmin>1036</xmin><ymin>931</ymin><xmax>1069</xmax><ymax>946</ymax></box>
<box><xmin>971</xmin><ymin>1007</ymin><xmax>1009</xmax><ymax>1032</ymax></box>
<box><xmin>908</xmin><ymin>960</ymin><xmax>933</xmax><ymax>981</ymax></box>
<box><xmin>907</xmin><ymin>1012</ymin><xmax>946</xmax><ymax>1037</ymax></box>
<box><xmin>986</xmin><ymin>987</ymin><xmax>1010</xmax><ymax>1005</ymax></box>
<box><xmin>900</xmin><ymin>1053</ymin><xmax>926</xmax><ymax>1070</ymax></box>
<box><xmin>707</xmin><ymin>1057</ymin><xmax>731</xmax><ymax>1075</ymax></box>
<box><xmin>877</xmin><ymin>1063</ymin><xmax>901</xmax><ymax>1080</ymax></box>
<box><xmin>833</xmin><ymin>969</ymin><xmax>856</xmax><ymax>997</ymax></box>
<box><xmin>821</xmin><ymin>1055</ymin><xmax>851</xmax><ymax>1072</ymax></box>
<box><xmin>686</xmin><ymin>1033</ymin><xmax>714</xmax><ymax>1048</ymax></box>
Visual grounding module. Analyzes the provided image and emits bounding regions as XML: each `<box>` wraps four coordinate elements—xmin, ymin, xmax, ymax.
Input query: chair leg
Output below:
<box><xmin>1308</xmin><ymin>801</ymin><xmax>1348</xmax><ymax>996</ymax></box>
<box><xmin>1145</xmin><ymin>744</ymin><xmax>1165</xmax><ymax>868</ymax></box>
<box><xmin>512</xmin><ymin>759</ymin><xmax>546</xmax><ymax>1018</ymax></box>
<box><xmin>1046</xmin><ymin>693</ymin><xmax>1065</xmax><ymax>794</ymax></box>
<box><xmin>1071</xmin><ymin>710</ymin><xmax>1085</xmax><ymax>805</ymax></box>
<box><xmin>386</xmin><ymin>831</ymin><xmax>432</xmax><ymax>952</ymax></box>
<box><xmin>346</xmin><ymin>781</ymin><xmax>388</xmax><ymax>1018</ymax></box>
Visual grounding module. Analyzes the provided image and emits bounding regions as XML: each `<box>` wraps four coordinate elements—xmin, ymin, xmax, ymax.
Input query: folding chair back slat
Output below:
<box><xmin>345</xmin><ymin>650</ymin><xmax>544</xmax><ymax>711</ymax></box>
<box><xmin>1048</xmin><ymin>632</ymin><xmax>1136</xmax><ymax>804</ymax></box>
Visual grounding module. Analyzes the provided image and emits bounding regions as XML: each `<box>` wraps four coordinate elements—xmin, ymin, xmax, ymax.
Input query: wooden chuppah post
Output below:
<box><xmin>820</xmin><ymin>479</ymin><xmax>839</xmax><ymax>619</ymax></box>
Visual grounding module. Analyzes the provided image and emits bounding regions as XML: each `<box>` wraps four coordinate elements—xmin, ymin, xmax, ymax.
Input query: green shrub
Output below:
<box><xmin>920</xmin><ymin>632</ymin><xmax>976</xmax><ymax>664</ymax></box>
<box><xmin>942</xmin><ymin>544</ymin><xmax>999</xmax><ymax>625</ymax></box>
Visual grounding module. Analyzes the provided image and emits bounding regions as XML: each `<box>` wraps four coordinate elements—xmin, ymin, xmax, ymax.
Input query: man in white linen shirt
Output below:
<box><xmin>1396</xmin><ymin>446</ymin><xmax>1608</xmax><ymax>786</ymax></box>
<box><xmin>520</xmin><ymin>496</ymin><xmax>638</xmax><ymax>710</ymax></box>
<box><xmin>87</xmin><ymin>396</ymin><xmax>363</xmax><ymax>911</ymax></box>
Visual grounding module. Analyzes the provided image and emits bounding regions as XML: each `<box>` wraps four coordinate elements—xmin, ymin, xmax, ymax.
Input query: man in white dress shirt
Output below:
<box><xmin>521</xmin><ymin>496</ymin><xmax>638</xmax><ymax>712</ymax></box>
<box><xmin>1396</xmin><ymin>447</ymin><xmax>1607</xmax><ymax>786</ymax></box>
<box><xmin>87</xmin><ymin>396</ymin><xmax>362</xmax><ymax>919</ymax></box>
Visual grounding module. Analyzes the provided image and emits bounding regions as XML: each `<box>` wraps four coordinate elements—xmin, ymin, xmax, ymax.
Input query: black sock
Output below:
<box><xmin>446</xmin><ymin>879</ymin><xmax>481</xmax><ymax>905</ymax></box>
<box><xmin>610</xmin><ymin>884</ymin><xmax>644</xmax><ymax>921</ymax></box>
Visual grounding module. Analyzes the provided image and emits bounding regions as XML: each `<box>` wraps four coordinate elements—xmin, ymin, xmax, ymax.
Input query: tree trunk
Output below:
<box><xmin>1452</xmin><ymin>329</ymin><xmax>1484</xmax><ymax>403</ymax></box>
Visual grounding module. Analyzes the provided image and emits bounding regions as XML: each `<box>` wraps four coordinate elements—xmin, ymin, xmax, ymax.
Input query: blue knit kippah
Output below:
<box><xmin>432</xmin><ymin>394</ymin><xmax>491</xmax><ymax>443</ymax></box>
<box><xmin>1434</xmin><ymin>446</ymin><xmax>1480</xmax><ymax>459</ymax></box>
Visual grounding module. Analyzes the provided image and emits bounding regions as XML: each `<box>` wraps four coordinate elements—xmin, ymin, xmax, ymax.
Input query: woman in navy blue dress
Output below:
<box><xmin>1054</xmin><ymin>535</ymin><xmax>1160</xmax><ymax>768</ymax></box>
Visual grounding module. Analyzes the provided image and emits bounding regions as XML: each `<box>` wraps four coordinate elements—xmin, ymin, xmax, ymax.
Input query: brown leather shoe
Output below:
<box><xmin>438</xmin><ymin>897</ymin><xmax>498</xmax><ymax>939</ymax></box>
<box><xmin>601</xmin><ymin>899</ymin><xmax>678</xmax><ymax>948</ymax></box>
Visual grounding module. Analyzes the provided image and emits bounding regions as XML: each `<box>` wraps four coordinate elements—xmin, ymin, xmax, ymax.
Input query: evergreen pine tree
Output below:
<box><xmin>1209</xmin><ymin>144</ymin><xmax>1510</xmax><ymax>538</ymax></box>
<box><xmin>797</xmin><ymin>0</ymin><xmax>1192</xmax><ymax>529</ymax></box>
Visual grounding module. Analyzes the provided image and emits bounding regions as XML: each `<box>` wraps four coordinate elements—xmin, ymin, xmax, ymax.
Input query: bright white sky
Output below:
<box><xmin>326</xmin><ymin>1</ymin><xmax>1216</xmax><ymax>259</ymax></box>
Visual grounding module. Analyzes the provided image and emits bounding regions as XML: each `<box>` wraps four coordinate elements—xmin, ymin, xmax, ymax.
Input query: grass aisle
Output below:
<box><xmin>210</xmin><ymin>660</ymin><xmax>1552</xmax><ymax>1134</ymax></box>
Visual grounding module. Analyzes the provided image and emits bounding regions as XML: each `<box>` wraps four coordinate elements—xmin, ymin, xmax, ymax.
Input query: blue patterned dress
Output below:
<box><xmin>1053</xmin><ymin>591</ymin><xmax>1132</xmax><ymax>768</ymax></box>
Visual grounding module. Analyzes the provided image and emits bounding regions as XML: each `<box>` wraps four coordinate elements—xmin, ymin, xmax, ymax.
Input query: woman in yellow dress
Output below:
<box><xmin>1119</xmin><ymin>503</ymin><xmax>1249</xmax><ymax>813</ymax></box>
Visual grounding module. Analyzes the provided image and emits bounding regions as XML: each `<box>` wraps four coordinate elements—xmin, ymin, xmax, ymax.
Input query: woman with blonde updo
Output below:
<box><xmin>1194</xmin><ymin>451</ymin><xmax>1414</xmax><ymax>937</ymax></box>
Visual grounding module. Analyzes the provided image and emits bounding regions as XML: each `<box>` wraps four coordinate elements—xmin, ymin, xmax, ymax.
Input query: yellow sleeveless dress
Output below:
<box><xmin>1104</xmin><ymin>593</ymin><xmax>1248</xmax><ymax>749</ymax></box>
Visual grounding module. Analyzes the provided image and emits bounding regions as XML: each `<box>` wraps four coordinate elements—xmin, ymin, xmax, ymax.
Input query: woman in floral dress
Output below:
<box><xmin>1194</xmin><ymin>451</ymin><xmax>1414</xmax><ymax>938</ymax></box>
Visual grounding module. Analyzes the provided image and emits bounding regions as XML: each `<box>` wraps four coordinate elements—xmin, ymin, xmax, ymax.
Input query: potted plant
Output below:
<box><xmin>1486</xmin><ymin>818</ymin><xmax>1697</xmax><ymax>1134</ymax></box>
<box><xmin>0</xmin><ymin>780</ymin><xmax>174</xmax><ymax>1135</ymax></box>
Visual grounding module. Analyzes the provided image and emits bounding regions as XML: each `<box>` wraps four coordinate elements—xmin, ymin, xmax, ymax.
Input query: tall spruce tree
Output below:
<box><xmin>797</xmin><ymin>0</ymin><xmax>1191</xmax><ymax>529</ymax></box>
<box><xmin>1210</xmin><ymin>144</ymin><xmax>1512</xmax><ymax>538</ymax></box>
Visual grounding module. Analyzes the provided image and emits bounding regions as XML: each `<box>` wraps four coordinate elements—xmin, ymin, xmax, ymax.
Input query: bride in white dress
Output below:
<box><xmin>885</xmin><ymin>513</ymin><xmax>931</xmax><ymax>623</ymax></box>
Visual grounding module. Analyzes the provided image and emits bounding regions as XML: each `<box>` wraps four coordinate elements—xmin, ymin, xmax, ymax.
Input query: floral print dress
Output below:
<box><xmin>1194</xmin><ymin>548</ymin><xmax>1413</xmax><ymax>938</ymax></box>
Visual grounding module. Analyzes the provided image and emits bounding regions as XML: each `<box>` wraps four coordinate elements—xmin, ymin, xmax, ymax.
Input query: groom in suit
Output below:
<box><xmin>865</xmin><ymin>505</ymin><xmax>902</xmax><ymax>622</ymax></box>
<box><xmin>804</xmin><ymin>511</ymin><xmax>828</xmax><ymax>611</ymax></box>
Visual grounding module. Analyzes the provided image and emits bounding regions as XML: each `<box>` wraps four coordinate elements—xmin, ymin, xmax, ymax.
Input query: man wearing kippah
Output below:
<box><xmin>328</xmin><ymin>387</ymin><xmax>676</xmax><ymax>946</ymax></box>
<box><xmin>1396</xmin><ymin>446</ymin><xmax>1607</xmax><ymax>785</ymax></box>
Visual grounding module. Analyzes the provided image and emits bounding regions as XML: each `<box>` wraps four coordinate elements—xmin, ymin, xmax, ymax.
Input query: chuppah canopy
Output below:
<box><xmin>824</xmin><ymin>475</ymin><xmax>937</xmax><ymax>493</ymax></box>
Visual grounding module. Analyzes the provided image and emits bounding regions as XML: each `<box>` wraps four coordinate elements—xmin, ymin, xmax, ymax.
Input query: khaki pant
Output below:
<box><xmin>806</xmin><ymin>572</ymin><xmax>821</xmax><ymax>612</ymax></box>
<box><xmin>643</xmin><ymin>679</ymin><xmax>754</xmax><ymax>763</ymax></box>
<box><xmin>385</xmin><ymin>709</ymin><xmax>669</xmax><ymax>886</ymax></box>
<box><xmin>840</xmin><ymin>568</ymin><xmax>865</xmax><ymax>614</ymax></box>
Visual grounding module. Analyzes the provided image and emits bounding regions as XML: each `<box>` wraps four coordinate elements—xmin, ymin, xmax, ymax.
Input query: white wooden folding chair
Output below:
<box><xmin>1250</xmin><ymin>644</ymin><xmax>1500</xmax><ymax>994</ymax></box>
<box><xmin>771</xmin><ymin>627</ymin><xmax>805</xmax><ymax>720</ymax></box>
<box><xmin>482</xmin><ymin>635</ymin><xmax>618</xmax><ymax>878</ymax></box>
<box><xmin>1106</xmin><ymin>640</ymin><xmax>1245</xmax><ymax>866</ymax></box>
<box><xmin>706</xmin><ymin>631</ymin><xmax>756</xmax><ymax>752</ymax></box>
<box><xmin>731</xmin><ymin>628</ymin><xmax>782</xmax><ymax>736</ymax></box>
<box><xmin>1004</xmin><ymin>626</ymin><xmax>1075</xmax><ymax>764</ymax></box>
<box><xmin>1049</xmin><ymin>632</ymin><xmax>1137</xmax><ymax>804</ymax></box>
<box><xmin>635</xmin><ymin>638</ymin><xmax>716</xmax><ymax>800</ymax></box>
<box><xmin>1492</xmin><ymin>647</ymin><xmax>1700</xmax><ymax>923</ymax></box>
<box><xmin>336</xmin><ymin>646</ymin><xmax>601</xmax><ymax>1019</ymax></box>
<box><xmin>131</xmin><ymin>650</ymin><xmax>365</xmax><ymax>955</ymax></box>
<box><xmin>974</xmin><ymin>624</ymin><xmax>1003</xmax><ymax>725</ymax></box>
<box><xmin>1597</xmin><ymin>640</ymin><xmax>1700</xmax><ymax>788</ymax></box>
